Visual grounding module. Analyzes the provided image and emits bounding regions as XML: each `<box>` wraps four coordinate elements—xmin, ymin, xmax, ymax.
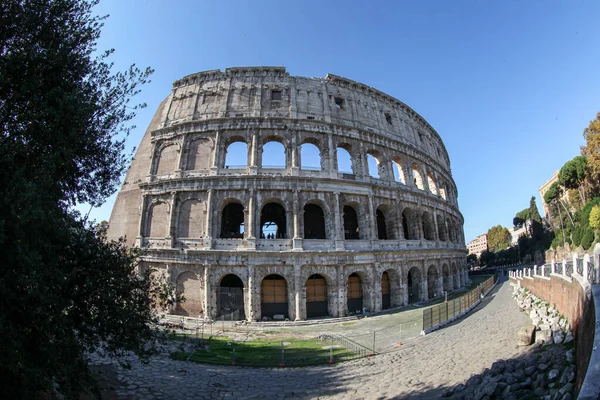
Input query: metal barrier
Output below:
<box><xmin>422</xmin><ymin>275</ymin><xmax>496</xmax><ymax>332</ymax></box>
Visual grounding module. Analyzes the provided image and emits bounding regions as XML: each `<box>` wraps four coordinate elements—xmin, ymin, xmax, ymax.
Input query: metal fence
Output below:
<box><xmin>422</xmin><ymin>275</ymin><xmax>496</xmax><ymax>332</ymax></box>
<box><xmin>510</xmin><ymin>254</ymin><xmax>599</xmax><ymax>285</ymax></box>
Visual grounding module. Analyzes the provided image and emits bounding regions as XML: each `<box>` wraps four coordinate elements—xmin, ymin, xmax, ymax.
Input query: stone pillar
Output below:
<box><xmin>136</xmin><ymin>194</ymin><xmax>147</xmax><ymax>246</ymax></box>
<box><xmin>421</xmin><ymin>165</ymin><xmax>430</xmax><ymax>193</ymax></box>
<box><xmin>204</xmin><ymin>267</ymin><xmax>212</xmax><ymax>320</ymax></box>
<box><xmin>210</xmin><ymin>130</ymin><xmax>220</xmax><ymax>175</ymax></box>
<box><xmin>290</xmin><ymin>131</ymin><xmax>299</xmax><ymax>176</ymax></box>
<box><xmin>337</xmin><ymin>265</ymin><xmax>346</xmax><ymax>317</ymax></box>
<box><xmin>448</xmin><ymin>272</ymin><xmax>454</xmax><ymax>292</ymax></box>
<box><xmin>249</xmin><ymin>129</ymin><xmax>258</xmax><ymax>175</ymax></box>
<box><xmin>327</xmin><ymin>132</ymin><xmax>336</xmax><ymax>178</ymax></box>
<box><xmin>432</xmin><ymin>211</ymin><xmax>439</xmax><ymax>243</ymax></box>
<box><xmin>167</xmin><ymin>191</ymin><xmax>177</xmax><ymax>247</ymax></box>
<box><xmin>175</xmin><ymin>134</ymin><xmax>186</xmax><ymax>176</ymax></box>
<box><xmin>245</xmin><ymin>190</ymin><xmax>256</xmax><ymax>250</ymax></box>
<box><xmin>292</xmin><ymin>190</ymin><xmax>303</xmax><ymax>250</ymax></box>
<box><xmin>247</xmin><ymin>265</ymin><xmax>255</xmax><ymax>322</ymax></box>
<box><xmin>334</xmin><ymin>192</ymin><xmax>345</xmax><ymax>250</ymax></box>
<box><xmin>204</xmin><ymin>189</ymin><xmax>213</xmax><ymax>249</ymax></box>
<box><xmin>294</xmin><ymin>264</ymin><xmax>304</xmax><ymax>320</ymax></box>
<box><xmin>373</xmin><ymin>264</ymin><xmax>382</xmax><ymax>312</ymax></box>
<box><xmin>368</xmin><ymin>193</ymin><xmax>376</xmax><ymax>241</ymax></box>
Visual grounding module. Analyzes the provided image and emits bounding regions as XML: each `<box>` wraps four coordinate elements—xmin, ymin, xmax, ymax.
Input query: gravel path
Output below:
<box><xmin>90</xmin><ymin>276</ymin><xmax>531</xmax><ymax>399</ymax></box>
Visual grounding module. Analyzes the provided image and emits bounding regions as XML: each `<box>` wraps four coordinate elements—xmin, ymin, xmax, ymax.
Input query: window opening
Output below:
<box><xmin>367</xmin><ymin>154</ymin><xmax>380</xmax><ymax>178</ymax></box>
<box><xmin>343</xmin><ymin>206</ymin><xmax>360</xmax><ymax>240</ymax></box>
<box><xmin>260</xmin><ymin>203</ymin><xmax>287</xmax><ymax>239</ymax></box>
<box><xmin>224</xmin><ymin>141</ymin><xmax>248</xmax><ymax>168</ymax></box>
<box><xmin>336</xmin><ymin>147</ymin><xmax>353</xmax><ymax>174</ymax></box>
<box><xmin>300</xmin><ymin>143</ymin><xmax>321</xmax><ymax>171</ymax></box>
<box><xmin>385</xmin><ymin>113</ymin><xmax>392</xmax><ymax>125</ymax></box>
<box><xmin>334</xmin><ymin>97</ymin><xmax>344</xmax><ymax>109</ymax></box>
<box><xmin>271</xmin><ymin>90</ymin><xmax>282</xmax><ymax>101</ymax></box>
<box><xmin>376</xmin><ymin>209</ymin><xmax>387</xmax><ymax>240</ymax></box>
<box><xmin>220</xmin><ymin>203</ymin><xmax>244</xmax><ymax>238</ymax></box>
<box><xmin>262</xmin><ymin>141</ymin><xmax>286</xmax><ymax>168</ymax></box>
<box><xmin>304</xmin><ymin>204</ymin><xmax>326</xmax><ymax>239</ymax></box>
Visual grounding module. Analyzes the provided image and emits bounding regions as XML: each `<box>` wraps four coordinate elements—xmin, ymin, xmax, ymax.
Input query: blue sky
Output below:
<box><xmin>80</xmin><ymin>1</ymin><xmax>600</xmax><ymax>243</ymax></box>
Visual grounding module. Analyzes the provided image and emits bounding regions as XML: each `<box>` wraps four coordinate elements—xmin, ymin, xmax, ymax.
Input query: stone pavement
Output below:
<box><xmin>89</xmin><ymin>276</ymin><xmax>531</xmax><ymax>399</ymax></box>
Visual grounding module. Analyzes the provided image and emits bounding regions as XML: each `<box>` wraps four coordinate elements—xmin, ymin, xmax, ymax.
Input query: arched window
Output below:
<box><xmin>300</xmin><ymin>143</ymin><xmax>321</xmax><ymax>171</ymax></box>
<box><xmin>422</xmin><ymin>211</ymin><xmax>435</xmax><ymax>241</ymax></box>
<box><xmin>436</xmin><ymin>214</ymin><xmax>448</xmax><ymax>241</ymax></box>
<box><xmin>376</xmin><ymin>209</ymin><xmax>387</xmax><ymax>240</ymax></box>
<box><xmin>177</xmin><ymin>199</ymin><xmax>204</xmax><ymax>238</ymax></box>
<box><xmin>262</xmin><ymin>141</ymin><xmax>285</xmax><ymax>168</ymax></box>
<box><xmin>343</xmin><ymin>205</ymin><xmax>360</xmax><ymax>240</ymax></box>
<box><xmin>336</xmin><ymin>147</ymin><xmax>352</xmax><ymax>174</ymax></box>
<box><xmin>402</xmin><ymin>209</ymin><xmax>417</xmax><ymax>240</ymax></box>
<box><xmin>367</xmin><ymin>154</ymin><xmax>380</xmax><ymax>178</ymax></box>
<box><xmin>146</xmin><ymin>202</ymin><xmax>168</xmax><ymax>237</ymax></box>
<box><xmin>392</xmin><ymin>160</ymin><xmax>406</xmax><ymax>184</ymax></box>
<box><xmin>427</xmin><ymin>172</ymin><xmax>438</xmax><ymax>195</ymax></box>
<box><xmin>439</xmin><ymin>185</ymin><xmax>447</xmax><ymax>200</ymax></box>
<box><xmin>412</xmin><ymin>164</ymin><xmax>424</xmax><ymax>190</ymax></box>
<box><xmin>304</xmin><ymin>204</ymin><xmax>326</xmax><ymax>239</ymax></box>
<box><xmin>155</xmin><ymin>144</ymin><xmax>178</xmax><ymax>176</ymax></box>
<box><xmin>220</xmin><ymin>202</ymin><xmax>244</xmax><ymax>238</ymax></box>
<box><xmin>186</xmin><ymin>138</ymin><xmax>212</xmax><ymax>170</ymax></box>
<box><xmin>260</xmin><ymin>202</ymin><xmax>287</xmax><ymax>238</ymax></box>
<box><xmin>224</xmin><ymin>141</ymin><xmax>248</xmax><ymax>168</ymax></box>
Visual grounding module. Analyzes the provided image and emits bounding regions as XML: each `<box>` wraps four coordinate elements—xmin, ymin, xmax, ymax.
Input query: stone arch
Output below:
<box><xmin>146</xmin><ymin>201</ymin><xmax>169</xmax><ymax>237</ymax></box>
<box><xmin>260</xmin><ymin>201</ymin><xmax>287</xmax><ymax>239</ymax></box>
<box><xmin>412</xmin><ymin>163</ymin><xmax>425</xmax><ymax>190</ymax></box>
<box><xmin>427</xmin><ymin>171</ymin><xmax>438</xmax><ymax>195</ymax></box>
<box><xmin>155</xmin><ymin>143</ymin><xmax>179</xmax><ymax>176</ymax></box>
<box><xmin>300</xmin><ymin>138</ymin><xmax>324</xmax><ymax>171</ymax></box>
<box><xmin>224</xmin><ymin>139</ymin><xmax>248</xmax><ymax>168</ymax></box>
<box><xmin>392</xmin><ymin>157</ymin><xmax>407</xmax><ymax>184</ymax></box>
<box><xmin>342</xmin><ymin>204</ymin><xmax>360</xmax><ymax>240</ymax></box>
<box><xmin>427</xmin><ymin>264</ymin><xmax>440</xmax><ymax>299</ymax></box>
<box><xmin>174</xmin><ymin>271</ymin><xmax>203</xmax><ymax>316</ymax></box>
<box><xmin>366</xmin><ymin>151</ymin><xmax>381</xmax><ymax>178</ymax></box>
<box><xmin>442</xmin><ymin>263</ymin><xmax>451</xmax><ymax>292</ymax></box>
<box><xmin>447</xmin><ymin>218</ymin><xmax>456</xmax><ymax>242</ymax></box>
<box><xmin>345</xmin><ymin>267</ymin><xmax>374</xmax><ymax>313</ymax></box>
<box><xmin>177</xmin><ymin>199</ymin><xmax>205</xmax><ymax>238</ymax></box>
<box><xmin>261</xmin><ymin>136</ymin><xmax>287</xmax><ymax>168</ymax></box>
<box><xmin>439</xmin><ymin>183</ymin><xmax>448</xmax><ymax>200</ymax></box>
<box><xmin>260</xmin><ymin>274</ymin><xmax>289</xmax><ymax>320</ymax></box>
<box><xmin>347</xmin><ymin>272</ymin><xmax>364</xmax><ymax>314</ymax></box>
<box><xmin>336</xmin><ymin>145</ymin><xmax>353</xmax><ymax>174</ymax></box>
<box><xmin>217</xmin><ymin>273</ymin><xmax>245</xmax><ymax>320</ymax></box>
<box><xmin>220</xmin><ymin>199</ymin><xmax>245</xmax><ymax>238</ymax></box>
<box><xmin>407</xmin><ymin>266</ymin><xmax>422</xmax><ymax>303</ymax></box>
<box><xmin>381</xmin><ymin>269</ymin><xmax>401</xmax><ymax>309</ymax></box>
<box><xmin>402</xmin><ymin>207</ymin><xmax>419</xmax><ymax>240</ymax></box>
<box><xmin>377</xmin><ymin>204</ymin><xmax>397</xmax><ymax>240</ymax></box>
<box><xmin>422</xmin><ymin>211</ymin><xmax>435</xmax><ymax>241</ymax></box>
<box><xmin>186</xmin><ymin>137</ymin><xmax>213</xmax><ymax>171</ymax></box>
<box><xmin>303</xmin><ymin>202</ymin><xmax>327</xmax><ymax>239</ymax></box>
<box><xmin>436</xmin><ymin>214</ymin><xmax>448</xmax><ymax>241</ymax></box>
<box><xmin>304</xmin><ymin>271</ymin><xmax>335</xmax><ymax>318</ymax></box>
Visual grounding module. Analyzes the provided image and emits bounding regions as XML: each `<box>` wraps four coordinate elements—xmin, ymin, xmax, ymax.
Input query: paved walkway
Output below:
<box><xmin>90</xmin><ymin>276</ymin><xmax>531</xmax><ymax>399</ymax></box>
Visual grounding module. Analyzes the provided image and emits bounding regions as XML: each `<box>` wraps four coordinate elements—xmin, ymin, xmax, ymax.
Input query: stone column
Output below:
<box><xmin>249</xmin><ymin>129</ymin><xmax>258</xmax><ymax>175</ymax></box>
<box><xmin>246</xmin><ymin>190</ymin><xmax>256</xmax><ymax>250</ymax></box>
<box><xmin>337</xmin><ymin>265</ymin><xmax>346</xmax><ymax>317</ymax></box>
<box><xmin>432</xmin><ymin>211</ymin><xmax>439</xmax><ymax>244</ymax></box>
<box><xmin>334</xmin><ymin>192</ymin><xmax>345</xmax><ymax>250</ymax></box>
<box><xmin>204</xmin><ymin>267</ymin><xmax>212</xmax><ymax>320</ymax></box>
<box><xmin>328</xmin><ymin>132</ymin><xmax>336</xmax><ymax>178</ymax></box>
<box><xmin>421</xmin><ymin>165</ymin><xmax>430</xmax><ymax>193</ymax></box>
<box><xmin>368</xmin><ymin>193</ymin><xmax>376</xmax><ymax>241</ymax></box>
<box><xmin>292</xmin><ymin>190</ymin><xmax>303</xmax><ymax>250</ymax></box>
<box><xmin>290</xmin><ymin>130</ymin><xmax>299</xmax><ymax>176</ymax></box>
<box><xmin>167</xmin><ymin>191</ymin><xmax>177</xmax><ymax>247</ymax></box>
<box><xmin>210</xmin><ymin>130</ymin><xmax>221</xmax><ymax>175</ymax></box>
<box><xmin>136</xmin><ymin>194</ymin><xmax>147</xmax><ymax>247</ymax></box>
<box><xmin>175</xmin><ymin>134</ymin><xmax>186</xmax><ymax>177</ymax></box>
<box><xmin>204</xmin><ymin>189</ymin><xmax>213</xmax><ymax>249</ymax></box>
<box><xmin>373</xmin><ymin>263</ymin><xmax>382</xmax><ymax>312</ymax></box>
<box><xmin>247</xmin><ymin>265</ymin><xmax>255</xmax><ymax>322</ymax></box>
<box><xmin>294</xmin><ymin>264</ymin><xmax>304</xmax><ymax>320</ymax></box>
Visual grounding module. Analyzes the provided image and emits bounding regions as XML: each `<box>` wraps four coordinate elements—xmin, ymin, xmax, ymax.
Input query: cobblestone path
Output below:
<box><xmin>90</xmin><ymin>276</ymin><xmax>531</xmax><ymax>399</ymax></box>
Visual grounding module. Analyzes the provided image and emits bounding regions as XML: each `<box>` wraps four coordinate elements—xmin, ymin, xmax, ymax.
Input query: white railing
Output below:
<box><xmin>509</xmin><ymin>253</ymin><xmax>599</xmax><ymax>285</ymax></box>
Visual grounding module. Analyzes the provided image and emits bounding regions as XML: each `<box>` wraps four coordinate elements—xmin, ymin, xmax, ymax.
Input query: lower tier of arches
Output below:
<box><xmin>148</xmin><ymin>256</ymin><xmax>469</xmax><ymax>321</ymax></box>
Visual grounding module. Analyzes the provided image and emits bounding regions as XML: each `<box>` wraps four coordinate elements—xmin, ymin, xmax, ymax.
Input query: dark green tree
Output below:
<box><xmin>0</xmin><ymin>0</ymin><xmax>155</xmax><ymax>397</ymax></box>
<box><xmin>513</xmin><ymin>209</ymin><xmax>530</xmax><ymax>229</ymax></box>
<box><xmin>558</xmin><ymin>156</ymin><xmax>588</xmax><ymax>203</ymax></box>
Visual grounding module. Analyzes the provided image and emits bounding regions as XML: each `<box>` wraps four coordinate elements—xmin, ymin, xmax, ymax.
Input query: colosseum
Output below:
<box><xmin>107</xmin><ymin>66</ymin><xmax>467</xmax><ymax>321</ymax></box>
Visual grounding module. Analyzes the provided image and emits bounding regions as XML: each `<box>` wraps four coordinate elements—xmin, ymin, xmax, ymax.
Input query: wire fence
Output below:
<box><xmin>422</xmin><ymin>275</ymin><xmax>496</xmax><ymax>332</ymax></box>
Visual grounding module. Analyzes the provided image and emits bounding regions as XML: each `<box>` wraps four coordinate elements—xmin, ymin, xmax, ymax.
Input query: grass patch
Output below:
<box><xmin>467</xmin><ymin>274</ymin><xmax>493</xmax><ymax>290</ymax></box>
<box><xmin>342</xmin><ymin>322</ymin><xmax>357</xmax><ymax>327</ymax></box>
<box><xmin>171</xmin><ymin>335</ymin><xmax>358</xmax><ymax>367</ymax></box>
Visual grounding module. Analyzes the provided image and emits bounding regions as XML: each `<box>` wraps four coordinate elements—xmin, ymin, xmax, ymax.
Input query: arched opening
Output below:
<box><xmin>261</xmin><ymin>275</ymin><xmax>288</xmax><ymax>320</ymax></box>
<box><xmin>306</xmin><ymin>274</ymin><xmax>328</xmax><ymax>318</ymax></box>
<box><xmin>260</xmin><ymin>202</ymin><xmax>287</xmax><ymax>239</ymax></box>
<box><xmin>262</xmin><ymin>141</ymin><xmax>286</xmax><ymax>168</ymax></box>
<box><xmin>392</xmin><ymin>160</ymin><xmax>406</xmax><ymax>184</ymax></box>
<box><xmin>376</xmin><ymin>209</ymin><xmax>387</xmax><ymax>240</ymax></box>
<box><xmin>367</xmin><ymin>153</ymin><xmax>380</xmax><ymax>178</ymax></box>
<box><xmin>220</xmin><ymin>202</ymin><xmax>244</xmax><ymax>238</ymax></box>
<box><xmin>422</xmin><ymin>211</ymin><xmax>435</xmax><ymax>241</ymax></box>
<box><xmin>447</xmin><ymin>218</ymin><xmax>456</xmax><ymax>242</ymax></box>
<box><xmin>412</xmin><ymin>164</ymin><xmax>425</xmax><ymax>190</ymax></box>
<box><xmin>337</xmin><ymin>147</ymin><xmax>353</xmax><ymax>174</ymax></box>
<box><xmin>155</xmin><ymin>144</ymin><xmax>178</xmax><ymax>176</ymax></box>
<box><xmin>381</xmin><ymin>271</ymin><xmax>391</xmax><ymax>309</ymax></box>
<box><xmin>224</xmin><ymin>141</ymin><xmax>248</xmax><ymax>168</ymax></box>
<box><xmin>436</xmin><ymin>214</ymin><xmax>448</xmax><ymax>241</ymax></box>
<box><xmin>347</xmin><ymin>273</ymin><xmax>363</xmax><ymax>314</ymax></box>
<box><xmin>177</xmin><ymin>199</ymin><xmax>204</xmax><ymax>238</ymax></box>
<box><xmin>440</xmin><ymin>185</ymin><xmax>447</xmax><ymax>200</ymax></box>
<box><xmin>427</xmin><ymin>172</ymin><xmax>438</xmax><ymax>195</ymax></box>
<box><xmin>427</xmin><ymin>265</ymin><xmax>439</xmax><ymax>299</ymax></box>
<box><xmin>304</xmin><ymin>203</ymin><xmax>326</xmax><ymax>239</ymax></box>
<box><xmin>343</xmin><ymin>205</ymin><xmax>360</xmax><ymax>240</ymax></box>
<box><xmin>174</xmin><ymin>271</ymin><xmax>203</xmax><ymax>316</ymax></box>
<box><xmin>407</xmin><ymin>267</ymin><xmax>421</xmax><ymax>304</ymax></box>
<box><xmin>217</xmin><ymin>274</ymin><xmax>245</xmax><ymax>320</ymax></box>
<box><xmin>300</xmin><ymin>143</ymin><xmax>321</xmax><ymax>171</ymax></box>
<box><xmin>442</xmin><ymin>264</ymin><xmax>451</xmax><ymax>292</ymax></box>
<box><xmin>146</xmin><ymin>202</ymin><xmax>168</xmax><ymax>237</ymax></box>
<box><xmin>402</xmin><ymin>208</ymin><xmax>418</xmax><ymax>240</ymax></box>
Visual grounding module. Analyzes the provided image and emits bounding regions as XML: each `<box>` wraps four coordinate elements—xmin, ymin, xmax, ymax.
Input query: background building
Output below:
<box><xmin>467</xmin><ymin>234</ymin><xmax>488</xmax><ymax>256</ymax></box>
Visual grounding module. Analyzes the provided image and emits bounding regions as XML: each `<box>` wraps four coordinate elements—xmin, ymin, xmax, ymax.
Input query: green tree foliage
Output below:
<box><xmin>589</xmin><ymin>205</ymin><xmax>600</xmax><ymax>230</ymax></box>
<box><xmin>480</xmin><ymin>250</ymin><xmax>496</xmax><ymax>266</ymax></box>
<box><xmin>0</xmin><ymin>0</ymin><xmax>155</xmax><ymax>397</ymax></box>
<box><xmin>487</xmin><ymin>225</ymin><xmax>512</xmax><ymax>252</ymax></box>
<box><xmin>513</xmin><ymin>209</ymin><xmax>530</xmax><ymax>229</ymax></box>
<box><xmin>581</xmin><ymin>112</ymin><xmax>600</xmax><ymax>189</ymax></box>
<box><xmin>572</xmin><ymin>226</ymin><xmax>582</xmax><ymax>247</ymax></box>
<box><xmin>581</xmin><ymin>226</ymin><xmax>595</xmax><ymax>250</ymax></box>
<box><xmin>544</xmin><ymin>182</ymin><xmax>561</xmax><ymax>205</ymax></box>
<box><xmin>467</xmin><ymin>254</ymin><xmax>478</xmax><ymax>264</ymax></box>
<box><xmin>529</xmin><ymin>196</ymin><xmax>543</xmax><ymax>224</ymax></box>
<box><xmin>558</xmin><ymin>156</ymin><xmax>588</xmax><ymax>203</ymax></box>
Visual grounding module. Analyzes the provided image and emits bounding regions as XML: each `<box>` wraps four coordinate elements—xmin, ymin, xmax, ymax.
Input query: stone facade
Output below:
<box><xmin>107</xmin><ymin>66</ymin><xmax>467</xmax><ymax>321</ymax></box>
